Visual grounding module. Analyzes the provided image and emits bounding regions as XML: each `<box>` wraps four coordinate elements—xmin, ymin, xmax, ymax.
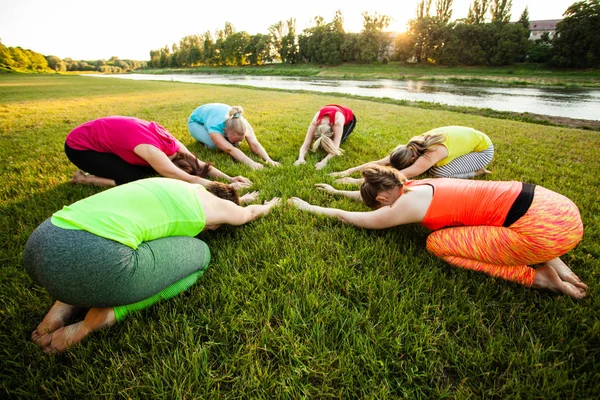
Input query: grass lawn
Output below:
<box><xmin>1</xmin><ymin>74</ymin><xmax>599</xmax><ymax>398</ymax></box>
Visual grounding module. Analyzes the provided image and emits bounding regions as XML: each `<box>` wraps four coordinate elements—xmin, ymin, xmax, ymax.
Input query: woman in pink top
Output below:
<box><xmin>65</xmin><ymin>116</ymin><xmax>252</xmax><ymax>189</ymax></box>
<box><xmin>289</xmin><ymin>165</ymin><xmax>587</xmax><ymax>299</ymax></box>
<box><xmin>294</xmin><ymin>105</ymin><xmax>356</xmax><ymax>170</ymax></box>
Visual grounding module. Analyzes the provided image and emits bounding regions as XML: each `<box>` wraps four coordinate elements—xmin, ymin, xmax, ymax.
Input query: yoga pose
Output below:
<box><xmin>294</xmin><ymin>104</ymin><xmax>357</xmax><ymax>170</ymax></box>
<box><xmin>24</xmin><ymin>178</ymin><xmax>280</xmax><ymax>353</ymax></box>
<box><xmin>66</xmin><ymin>116</ymin><xmax>251</xmax><ymax>189</ymax></box>
<box><xmin>331</xmin><ymin>126</ymin><xmax>493</xmax><ymax>184</ymax></box>
<box><xmin>188</xmin><ymin>103</ymin><xmax>280</xmax><ymax>170</ymax></box>
<box><xmin>290</xmin><ymin>166</ymin><xmax>587</xmax><ymax>298</ymax></box>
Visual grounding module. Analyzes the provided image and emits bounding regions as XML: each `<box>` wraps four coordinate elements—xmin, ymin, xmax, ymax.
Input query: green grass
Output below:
<box><xmin>1</xmin><ymin>74</ymin><xmax>599</xmax><ymax>398</ymax></box>
<box><xmin>139</xmin><ymin>62</ymin><xmax>600</xmax><ymax>88</ymax></box>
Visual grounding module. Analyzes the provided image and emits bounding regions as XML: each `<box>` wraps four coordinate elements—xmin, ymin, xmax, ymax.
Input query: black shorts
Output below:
<box><xmin>64</xmin><ymin>142</ymin><xmax>157</xmax><ymax>185</ymax></box>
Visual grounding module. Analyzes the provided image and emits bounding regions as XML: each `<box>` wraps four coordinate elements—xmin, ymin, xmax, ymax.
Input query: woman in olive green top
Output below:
<box><xmin>23</xmin><ymin>178</ymin><xmax>280</xmax><ymax>354</ymax></box>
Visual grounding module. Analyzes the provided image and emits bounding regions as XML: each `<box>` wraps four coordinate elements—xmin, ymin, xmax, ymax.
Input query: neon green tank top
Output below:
<box><xmin>51</xmin><ymin>178</ymin><xmax>206</xmax><ymax>249</ymax></box>
<box><xmin>429</xmin><ymin>126</ymin><xmax>493</xmax><ymax>167</ymax></box>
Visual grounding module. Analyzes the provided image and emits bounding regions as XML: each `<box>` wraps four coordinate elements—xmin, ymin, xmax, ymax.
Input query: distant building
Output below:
<box><xmin>529</xmin><ymin>19</ymin><xmax>561</xmax><ymax>41</ymax></box>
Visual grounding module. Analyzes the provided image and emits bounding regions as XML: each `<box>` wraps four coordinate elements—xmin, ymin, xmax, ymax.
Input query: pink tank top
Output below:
<box><xmin>317</xmin><ymin>105</ymin><xmax>353</xmax><ymax>125</ymax></box>
<box><xmin>66</xmin><ymin>116</ymin><xmax>180</xmax><ymax>166</ymax></box>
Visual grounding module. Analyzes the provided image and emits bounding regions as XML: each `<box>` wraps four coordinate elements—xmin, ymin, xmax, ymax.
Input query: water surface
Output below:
<box><xmin>88</xmin><ymin>73</ymin><xmax>600</xmax><ymax>121</ymax></box>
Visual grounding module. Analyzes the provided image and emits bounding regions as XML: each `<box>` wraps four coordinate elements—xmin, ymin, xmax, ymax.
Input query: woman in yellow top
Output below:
<box><xmin>331</xmin><ymin>126</ymin><xmax>494</xmax><ymax>183</ymax></box>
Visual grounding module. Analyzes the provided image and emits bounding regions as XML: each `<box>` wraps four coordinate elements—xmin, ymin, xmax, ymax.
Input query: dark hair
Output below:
<box><xmin>172</xmin><ymin>152</ymin><xmax>211</xmax><ymax>177</ymax></box>
<box><xmin>359</xmin><ymin>165</ymin><xmax>408</xmax><ymax>209</ymax></box>
<box><xmin>206</xmin><ymin>182</ymin><xmax>240</xmax><ymax>205</ymax></box>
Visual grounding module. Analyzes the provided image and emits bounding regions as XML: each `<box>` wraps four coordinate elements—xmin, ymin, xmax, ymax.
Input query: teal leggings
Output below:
<box><xmin>23</xmin><ymin>219</ymin><xmax>210</xmax><ymax>310</ymax></box>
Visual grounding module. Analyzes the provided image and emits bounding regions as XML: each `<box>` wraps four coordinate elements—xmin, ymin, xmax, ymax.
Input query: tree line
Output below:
<box><xmin>0</xmin><ymin>42</ymin><xmax>146</xmax><ymax>73</ymax></box>
<box><xmin>149</xmin><ymin>0</ymin><xmax>600</xmax><ymax>69</ymax></box>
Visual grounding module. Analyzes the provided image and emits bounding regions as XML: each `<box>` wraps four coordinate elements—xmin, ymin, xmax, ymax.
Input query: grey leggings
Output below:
<box><xmin>429</xmin><ymin>144</ymin><xmax>495</xmax><ymax>178</ymax></box>
<box><xmin>23</xmin><ymin>219</ymin><xmax>210</xmax><ymax>308</ymax></box>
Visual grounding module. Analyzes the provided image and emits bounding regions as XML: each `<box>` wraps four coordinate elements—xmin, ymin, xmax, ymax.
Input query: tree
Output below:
<box><xmin>518</xmin><ymin>6</ymin><xmax>530</xmax><ymax>31</ymax></box>
<box><xmin>490</xmin><ymin>0</ymin><xmax>512</xmax><ymax>23</ymax></box>
<box><xmin>466</xmin><ymin>0</ymin><xmax>489</xmax><ymax>24</ymax></box>
<box><xmin>552</xmin><ymin>0</ymin><xmax>600</xmax><ymax>68</ymax></box>
<box><xmin>0</xmin><ymin>42</ymin><xmax>15</xmax><ymax>69</ymax></box>
<box><xmin>45</xmin><ymin>55</ymin><xmax>66</xmax><ymax>71</ymax></box>
<box><xmin>436</xmin><ymin>0</ymin><xmax>454</xmax><ymax>24</ymax></box>
<box><xmin>359</xmin><ymin>12</ymin><xmax>392</xmax><ymax>63</ymax></box>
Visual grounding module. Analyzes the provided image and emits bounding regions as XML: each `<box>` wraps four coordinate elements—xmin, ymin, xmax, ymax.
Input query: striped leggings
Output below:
<box><xmin>430</xmin><ymin>144</ymin><xmax>494</xmax><ymax>178</ymax></box>
<box><xmin>426</xmin><ymin>187</ymin><xmax>583</xmax><ymax>286</ymax></box>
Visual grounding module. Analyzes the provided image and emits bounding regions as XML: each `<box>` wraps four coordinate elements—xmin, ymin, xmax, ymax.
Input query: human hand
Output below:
<box><xmin>251</xmin><ymin>162</ymin><xmax>264</xmax><ymax>170</ymax></box>
<box><xmin>267</xmin><ymin>160</ymin><xmax>281</xmax><ymax>167</ymax></box>
<box><xmin>315</xmin><ymin>183</ymin><xmax>336</xmax><ymax>194</ymax></box>
<box><xmin>293</xmin><ymin>159</ymin><xmax>306</xmax><ymax>166</ymax></box>
<box><xmin>231</xmin><ymin>175</ymin><xmax>253</xmax><ymax>185</ymax></box>
<box><xmin>239</xmin><ymin>191</ymin><xmax>259</xmax><ymax>204</ymax></box>
<box><xmin>315</xmin><ymin>160</ymin><xmax>327</xmax><ymax>170</ymax></box>
<box><xmin>288</xmin><ymin>197</ymin><xmax>312</xmax><ymax>211</ymax></box>
<box><xmin>229</xmin><ymin>181</ymin><xmax>252</xmax><ymax>190</ymax></box>
<box><xmin>264</xmin><ymin>197</ymin><xmax>281</xmax><ymax>209</ymax></box>
<box><xmin>329</xmin><ymin>170</ymin><xmax>349</xmax><ymax>177</ymax></box>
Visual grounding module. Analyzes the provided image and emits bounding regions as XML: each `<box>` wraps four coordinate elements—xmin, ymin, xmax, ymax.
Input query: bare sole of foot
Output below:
<box><xmin>545</xmin><ymin>257</ymin><xmax>588</xmax><ymax>290</ymax></box>
<box><xmin>43</xmin><ymin>308</ymin><xmax>116</xmax><ymax>354</ymax></box>
<box><xmin>533</xmin><ymin>265</ymin><xmax>586</xmax><ymax>299</ymax></box>
<box><xmin>32</xmin><ymin>301</ymin><xmax>81</xmax><ymax>347</ymax></box>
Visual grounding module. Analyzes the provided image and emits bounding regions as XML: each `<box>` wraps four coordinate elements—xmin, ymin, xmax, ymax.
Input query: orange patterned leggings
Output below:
<box><xmin>426</xmin><ymin>187</ymin><xmax>584</xmax><ymax>286</ymax></box>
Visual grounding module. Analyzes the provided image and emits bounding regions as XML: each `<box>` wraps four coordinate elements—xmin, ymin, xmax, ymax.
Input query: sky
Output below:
<box><xmin>1</xmin><ymin>0</ymin><xmax>574</xmax><ymax>61</ymax></box>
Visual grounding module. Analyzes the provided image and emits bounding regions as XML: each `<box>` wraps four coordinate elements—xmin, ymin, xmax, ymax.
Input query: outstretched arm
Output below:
<box><xmin>315</xmin><ymin>184</ymin><xmax>362</xmax><ymax>202</ymax></box>
<box><xmin>176</xmin><ymin>141</ymin><xmax>251</xmax><ymax>186</ymax></box>
<box><xmin>330</xmin><ymin>155</ymin><xmax>391</xmax><ymax>177</ymax></box>
<box><xmin>210</xmin><ymin>132</ymin><xmax>264</xmax><ymax>170</ymax></box>
<box><xmin>289</xmin><ymin>187</ymin><xmax>431</xmax><ymax>228</ymax></box>
<box><xmin>209</xmin><ymin>197</ymin><xmax>281</xmax><ymax>226</ymax></box>
<box><xmin>294</xmin><ymin>112</ymin><xmax>319</xmax><ymax>165</ymax></box>
<box><xmin>315</xmin><ymin>114</ymin><xmax>344</xmax><ymax>170</ymax></box>
<box><xmin>134</xmin><ymin>144</ymin><xmax>212</xmax><ymax>186</ymax></box>
<box><xmin>245</xmin><ymin>123</ymin><xmax>280</xmax><ymax>167</ymax></box>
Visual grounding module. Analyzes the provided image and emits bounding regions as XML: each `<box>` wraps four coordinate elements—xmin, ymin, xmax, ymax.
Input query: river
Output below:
<box><xmin>88</xmin><ymin>73</ymin><xmax>600</xmax><ymax>121</ymax></box>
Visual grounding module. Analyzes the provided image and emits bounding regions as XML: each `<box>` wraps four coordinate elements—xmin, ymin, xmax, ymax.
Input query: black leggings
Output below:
<box><xmin>65</xmin><ymin>142</ymin><xmax>157</xmax><ymax>185</ymax></box>
<box><xmin>341</xmin><ymin>115</ymin><xmax>357</xmax><ymax>143</ymax></box>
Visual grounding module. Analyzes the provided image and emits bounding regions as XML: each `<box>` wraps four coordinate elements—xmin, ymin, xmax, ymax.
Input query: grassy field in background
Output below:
<box><xmin>139</xmin><ymin>62</ymin><xmax>600</xmax><ymax>88</ymax></box>
<box><xmin>1</xmin><ymin>74</ymin><xmax>599</xmax><ymax>398</ymax></box>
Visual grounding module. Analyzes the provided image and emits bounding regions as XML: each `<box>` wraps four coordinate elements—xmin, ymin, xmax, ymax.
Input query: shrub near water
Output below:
<box><xmin>1</xmin><ymin>74</ymin><xmax>599</xmax><ymax>398</ymax></box>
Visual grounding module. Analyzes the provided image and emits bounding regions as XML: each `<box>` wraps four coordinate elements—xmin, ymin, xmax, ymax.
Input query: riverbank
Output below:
<box><xmin>137</xmin><ymin>62</ymin><xmax>600</xmax><ymax>88</ymax></box>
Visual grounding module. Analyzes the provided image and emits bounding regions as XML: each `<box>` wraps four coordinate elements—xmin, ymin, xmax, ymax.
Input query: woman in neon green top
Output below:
<box><xmin>23</xmin><ymin>178</ymin><xmax>280</xmax><ymax>354</ymax></box>
<box><xmin>331</xmin><ymin>126</ymin><xmax>494</xmax><ymax>183</ymax></box>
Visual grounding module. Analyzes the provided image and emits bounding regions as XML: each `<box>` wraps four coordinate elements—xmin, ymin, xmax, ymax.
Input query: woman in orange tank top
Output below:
<box><xmin>289</xmin><ymin>165</ymin><xmax>587</xmax><ymax>299</ymax></box>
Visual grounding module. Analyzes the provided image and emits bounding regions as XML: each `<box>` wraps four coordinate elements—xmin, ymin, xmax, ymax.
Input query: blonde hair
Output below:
<box><xmin>390</xmin><ymin>131</ymin><xmax>446</xmax><ymax>170</ymax></box>
<box><xmin>312</xmin><ymin>124</ymin><xmax>343</xmax><ymax>156</ymax></box>
<box><xmin>224</xmin><ymin>106</ymin><xmax>247</xmax><ymax>140</ymax></box>
<box><xmin>360</xmin><ymin>165</ymin><xmax>409</xmax><ymax>209</ymax></box>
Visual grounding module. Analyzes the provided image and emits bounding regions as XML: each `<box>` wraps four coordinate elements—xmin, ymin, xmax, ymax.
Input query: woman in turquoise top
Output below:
<box><xmin>188</xmin><ymin>103</ymin><xmax>280</xmax><ymax>170</ymax></box>
<box><xmin>331</xmin><ymin>126</ymin><xmax>494</xmax><ymax>184</ymax></box>
<box><xmin>23</xmin><ymin>178</ymin><xmax>280</xmax><ymax>354</ymax></box>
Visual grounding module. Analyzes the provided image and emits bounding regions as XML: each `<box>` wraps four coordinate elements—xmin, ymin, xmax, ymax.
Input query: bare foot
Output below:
<box><xmin>70</xmin><ymin>171</ymin><xmax>116</xmax><ymax>187</ymax></box>
<box><xmin>43</xmin><ymin>308</ymin><xmax>116</xmax><ymax>354</ymax></box>
<box><xmin>32</xmin><ymin>301</ymin><xmax>81</xmax><ymax>347</ymax></box>
<box><xmin>474</xmin><ymin>168</ymin><xmax>492</xmax><ymax>176</ymax></box>
<box><xmin>533</xmin><ymin>265</ymin><xmax>586</xmax><ymax>299</ymax></box>
<box><xmin>545</xmin><ymin>257</ymin><xmax>588</xmax><ymax>290</ymax></box>
<box><xmin>70</xmin><ymin>170</ymin><xmax>88</xmax><ymax>184</ymax></box>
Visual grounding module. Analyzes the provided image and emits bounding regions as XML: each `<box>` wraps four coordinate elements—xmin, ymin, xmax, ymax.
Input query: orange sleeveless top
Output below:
<box><xmin>406</xmin><ymin>179</ymin><xmax>522</xmax><ymax>231</ymax></box>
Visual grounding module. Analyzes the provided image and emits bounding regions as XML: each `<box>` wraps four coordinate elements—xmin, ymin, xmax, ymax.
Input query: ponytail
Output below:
<box><xmin>312</xmin><ymin>124</ymin><xmax>344</xmax><ymax>156</ymax></box>
<box><xmin>390</xmin><ymin>132</ymin><xmax>446</xmax><ymax>170</ymax></box>
<box><xmin>360</xmin><ymin>165</ymin><xmax>408</xmax><ymax>209</ymax></box>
